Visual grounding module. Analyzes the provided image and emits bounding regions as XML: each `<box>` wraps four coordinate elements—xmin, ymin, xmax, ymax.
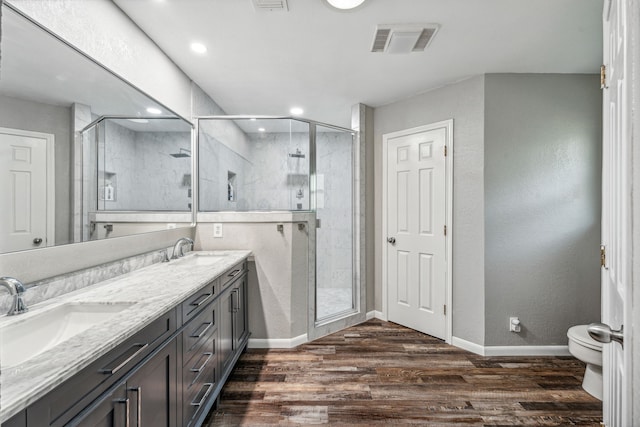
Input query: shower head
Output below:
<box><xmin>170</xmin><ymin>148</ymin><xmax>191</xmax><ymax>158</ymax></box>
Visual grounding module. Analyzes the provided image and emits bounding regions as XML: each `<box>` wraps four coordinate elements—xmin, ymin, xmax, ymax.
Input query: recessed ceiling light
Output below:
<box><xmin>258</xmin><ymin>127</ymin><xmax>266</xmax><ymax>132</ymax></box>
<box><xmin>146</xmin><ymin>107</ymin><xmax>162</xmax><ymax>115</ymax></box>
<box><xmin>128</xmin><ymin>119</ymin><xmax>149</xmax><ymax>124</ymax></box>
<box><xmin>250</xmin><ymin>118</ymin><xmax>257</xmax><ymax>121</ymax></box>
<box><xmin>326</xmin><ymin>0</ymin><xmax>365</xmax><ymax>10</ymax></box>
<box><xmin>290</xmin><ymin>107</ymin><xmax>304</xmax><ymax>116</ymax></box>
<box><xmin>190</xmin><ymin>42</ymin><xmax>207</xmax><ymax>54</ymax></box>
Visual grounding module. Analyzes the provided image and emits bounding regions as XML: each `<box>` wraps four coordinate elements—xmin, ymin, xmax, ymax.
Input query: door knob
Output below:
<box><xmin>33</xmin><ymin>237</ymin><xmax>43</xmax><ymax>245</ymax></box>
<box><xmin>387</xmin><ymin>237</ymin><xmax>396</xmax><ymax>244</ymax></box>
<box><xmin>588</xmin><ymin>322</ymin><xmax>624</xmax><ymax>347</ymax></box>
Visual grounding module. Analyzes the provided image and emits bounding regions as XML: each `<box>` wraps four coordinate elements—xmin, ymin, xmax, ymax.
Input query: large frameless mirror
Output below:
<box><xmin>0</xmin><ymin>4</ymin><xmax>194</xmax><ymax>254</ymax></box>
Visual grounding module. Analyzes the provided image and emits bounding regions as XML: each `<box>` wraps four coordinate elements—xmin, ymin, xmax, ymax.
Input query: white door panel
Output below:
<box><xmin>600</xmin><ymin>0</ymin><xmax>631</xmax><ymax>425</ymax></box>
<box><xmin>0</xmin><ymin>128</ymin><xmax>53</xmax><ymax>252</ymax></box>
<box><xmin>385</xmin><ymin>125</ymin><xmax>448</xmax><ymax>339</ymax></box>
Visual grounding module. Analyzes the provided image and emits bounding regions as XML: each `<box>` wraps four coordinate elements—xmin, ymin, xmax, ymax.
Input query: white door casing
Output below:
<box><xmin>601</xmin><ymin>0</ymin><xmax>632</xmax><ymax>425</ymax></box>
<box><xmin>382</xmin><ymin>120</ymin><xmax>453</xmax><ymax>341</ymax></box>
<box><xmin>0</xmin><ymin>127</ymin><xmax>55</xmax><ymax>252</ymax></box>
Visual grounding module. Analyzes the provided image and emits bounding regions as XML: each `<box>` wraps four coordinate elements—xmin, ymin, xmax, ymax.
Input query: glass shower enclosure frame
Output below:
<box><xmin>195</xmin><ymin>116</ymin><xmax>361</xmax><ymax>337</ymax></box>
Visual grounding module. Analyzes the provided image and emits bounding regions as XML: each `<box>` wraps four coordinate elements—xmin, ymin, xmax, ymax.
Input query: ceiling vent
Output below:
<box><xmin>252</xmin><ymin>0</ymin><xmax>289</xmax><ymax>12</ymax></box>
<box><xmin>371</xmin><ymin>24</ymin><xmax>439</xmax><ymax>53</ymax></box>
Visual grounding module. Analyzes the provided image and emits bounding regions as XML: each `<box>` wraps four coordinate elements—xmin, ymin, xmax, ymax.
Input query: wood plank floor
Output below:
<box><xmin>205</xmin><ymin>319</ymin><xmax>602</xmax><ymax>426</ymax></box>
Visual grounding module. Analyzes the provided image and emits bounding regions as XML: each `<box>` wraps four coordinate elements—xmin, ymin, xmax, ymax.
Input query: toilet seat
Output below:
<box><xmin>568</xmin><ymin>325</ymin><xmax>603</xmax><ymax>352</ymax></box>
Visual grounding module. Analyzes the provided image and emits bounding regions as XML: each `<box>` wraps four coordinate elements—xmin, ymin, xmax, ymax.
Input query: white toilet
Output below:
<box><xmin>567</xmin><ymin>325</ymin><xmax>603</xmax><ymax>400</ymax></box>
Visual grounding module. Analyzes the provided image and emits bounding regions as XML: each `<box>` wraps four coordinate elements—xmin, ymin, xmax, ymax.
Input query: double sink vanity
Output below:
<box><xmin>0</xmin><ymin>250</ymin><xmax>251</xmax><ymax>427</ymax></box>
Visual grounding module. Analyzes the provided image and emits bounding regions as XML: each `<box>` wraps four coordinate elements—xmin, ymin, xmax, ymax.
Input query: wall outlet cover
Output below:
<box><xmin>213</xmin><ymin>223</ymin><xmax>223</xmax><ymax>238</ymax></box>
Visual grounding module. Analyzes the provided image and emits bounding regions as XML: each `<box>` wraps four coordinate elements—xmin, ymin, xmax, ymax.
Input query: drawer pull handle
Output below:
<box><xmin>190</xmin><ymin>322</ymin><xmax>213</xmax><ymax>339</ymax></box>
<box><xmin>190</xmin><ymin>292</ymin><xmax>212</xmax><ymax>308</ymax></box>
<box><xmin>190</xmin><ymin>352</ymin><xmax>213</xmax><ymax>374</ymax></box>
<box><xmin>190</xmin><ymin>383</ymin><xmax>214</xmax><ymax>407</ymax></box>
<box><xmin>227</xmin><ymin>269</ymin><xmax>241</xmax><ymax>278</ymax></box>
<box><xmin>99</xmin><ymin>343</ymin><xmax>149</xmax><ymax>375</ymax></box>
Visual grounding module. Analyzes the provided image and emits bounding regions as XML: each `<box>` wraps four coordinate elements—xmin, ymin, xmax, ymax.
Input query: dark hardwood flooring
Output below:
<box><xmin>205</xmin><ymin>319</ymin><xmax>602</xmax><ymax>426</ymax></box>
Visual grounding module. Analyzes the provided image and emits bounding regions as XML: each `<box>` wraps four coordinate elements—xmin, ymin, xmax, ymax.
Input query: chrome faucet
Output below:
<box><xmin>0</xmin><ymin>277</ymin><xmax>29</xmax><ymax>315</ymax></box>
<box><xmin>171</xmin><ymin>237</ymin><xmax>194</xmax><ymax>259</ymax></box>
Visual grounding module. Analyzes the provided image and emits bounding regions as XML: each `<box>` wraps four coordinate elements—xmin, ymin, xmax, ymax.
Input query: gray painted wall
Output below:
<box><xmin>0</xmin><ymin>94</ymin><xmax>72</xmax><ymax>246</ymax></box>
<box><xmin>483</xmin><ymin>74</ymin><xmax>602</xmax><ymax>346</ymax></box>
<box><xmin>374</xmin><ymin>76</ymin><xmax>486</xmax><ymax>344</ymax></box>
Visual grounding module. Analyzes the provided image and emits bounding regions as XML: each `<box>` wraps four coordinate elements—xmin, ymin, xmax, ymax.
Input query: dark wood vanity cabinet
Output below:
<box><xmin>14</xmin><ymin>259</ymin><xmax>249</xmax><ymax>427</ymax></box>
<box><xmin>72</xmin><ymin>337</ymin><xmax>178</xmax><ymax>427</ymax></box>
<box><xmin>220</xmin><ymin>273</ymin><xmax>248</xmax><ymax>375</ymax></box>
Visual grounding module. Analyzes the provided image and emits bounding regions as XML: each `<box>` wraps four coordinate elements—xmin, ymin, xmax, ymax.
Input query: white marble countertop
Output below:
<box><xmin>0</xmin><ymin>250</ymin><xmax>251</xmax><ymax>423</ymax></box>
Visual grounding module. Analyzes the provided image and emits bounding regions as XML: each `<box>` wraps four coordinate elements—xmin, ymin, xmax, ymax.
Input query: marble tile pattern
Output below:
<box><xmin>96</xmin><ymin>120</ymin><xmax>191</xmax><ymax>212</ymax></box>
<box><xmin>0</xmin><ymin>250</ymin><xmax>251</xmax><ymax>423</ymax></box>
<box><xmin>0</xmin><ymin>248</ymin><xmax>168</xmax><ymax>313</ymax></box>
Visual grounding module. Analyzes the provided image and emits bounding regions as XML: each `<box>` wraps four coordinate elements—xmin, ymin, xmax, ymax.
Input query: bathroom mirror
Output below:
<box><xmin>0</xmin><ymin>4</ymin><xmax>194</xmax><ymax>254</ymax></box>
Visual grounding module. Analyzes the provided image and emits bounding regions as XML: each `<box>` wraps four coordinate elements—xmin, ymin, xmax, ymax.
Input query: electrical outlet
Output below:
<box><xmin>509</xmin><ymin>317</ymin><xmax>521</xmax><ymax>333</ymax></box>
<box><xmin>213</xmin><ymin>223</ymin><xmax>223</xmax><ymax>238</ymax></box>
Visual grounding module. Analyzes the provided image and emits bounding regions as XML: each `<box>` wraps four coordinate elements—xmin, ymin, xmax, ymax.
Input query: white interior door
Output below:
<box><xmin>384</xmin><ymin>123</ymin><xmax>449</xmax><ymax>340</ymax></box>
<box><xmin>0</xmin><ymin>127</ymin><xmax>54</xmax><ymax>252</ymax></box>
<box><xmin>600</xmin><ymin>0</ymin><xmax>631</xmax><ymax>425</ymax></box>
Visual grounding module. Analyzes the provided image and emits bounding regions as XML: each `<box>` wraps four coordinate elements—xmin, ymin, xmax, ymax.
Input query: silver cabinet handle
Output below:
<box><xmin>227</xmin><ymin>269</ymin><xmax>241</xmax><ymax>278</ymax></box>
<box><xmin>116</xmin><ymin>398</ymin><xmax>130</xmax><ymax>427</ymax></box>
<box><xmin>190</xmin><ymin>292</ymin><xmax>212</xmax><ymax>307</ymax></box>
<box><xmin>190</xmin><ymin>352</ymin><xmax>213</xmax><ymax>374</ymax></box>
<box><xmin>387</xmin><ymin>237</ymin><xmax>396</xmax><ymax>244</ymax></box>
<box><xmin>128</xmin><ymin>387</ymin><xmax>142</xmax><ymax>427</ymax></box>
<box><xmin>190</xmin><ymin>383</ymin><xmax>214</xmax><ymax>407</ymax></box>
<box><xmin>190</xmin><ymin>322</ymin><xmax>213</xmax><ymax>339</ymax></box>
<box><xmin>588</xmin><ymin>322</ymin><xmax>624</xmax><ymax>347</ymax></box>
<box><xmin>100</xmin><ymin>343</ymin><xmax>149</xmax><ymax>375</ymax></box>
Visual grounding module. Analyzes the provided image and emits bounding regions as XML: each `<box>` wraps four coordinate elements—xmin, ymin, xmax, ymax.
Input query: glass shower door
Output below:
<box><xmin>314</xmin><ymin>125</ymin><xmax>355</xmax><ymax>323</ymax></box>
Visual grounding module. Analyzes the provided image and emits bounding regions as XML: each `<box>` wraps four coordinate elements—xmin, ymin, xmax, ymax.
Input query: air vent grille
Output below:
<box><xmin>371</xmin><ymin>28</ymin><xmax>391</xmax><ymax>52</ymax></box>
<box><xmin>252</xmin><ymin>0</ymin><xmax>289</xmax><ymax>11</ymax></box>
<box><xmin>371</xmin><ymin>24</ymin><xmax>439</xmax><ymax>53</ymax></box>
<box><xmin>413</xmin><ymin>28</ymin><xmax>436</xmax><ymax>51</ymax></box>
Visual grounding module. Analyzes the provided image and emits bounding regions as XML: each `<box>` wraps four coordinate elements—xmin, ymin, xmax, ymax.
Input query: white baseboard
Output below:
<box><xmin>451</xmin><ymin>336</ymin><xmax>571</xmax><ymax>357</ymax></box>
<box><xmin>452</xmin><ymin>336</ymin><xmax>486</xmax><ymax>355</ymax></box>
<box><xmin>366</xmin><ymin>310</ymin><xmax>386</xmax><ymax>321</ymax></box>
<box><xmin>248</xmin><ymin>333</ymin><xmax>308</xmax><ymax>349</ymax></box>
<box><xmin>484</xmin><ymin>345</ymin><xmax>570</xmax><ymax>357</ymax></box>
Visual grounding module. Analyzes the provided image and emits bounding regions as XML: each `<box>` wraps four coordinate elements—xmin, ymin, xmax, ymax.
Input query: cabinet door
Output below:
<box><xmin>69</xmin><ymin>384</ymin><xmax>127</xmax><ymax>427</ymax></box>
<box><xmin>232</xmin><ymin>277</ymin><xmax>248</xmax><ymax>350</ymax></box>
<box><xmin>219</xmin><ymin>286</ymin><xmax>234</xmax><ymax>373</ymax></box>
<box><xmin>126</xmin><ymin>338</ymin><xmax>178</xmax><ymax>427</ymax></box>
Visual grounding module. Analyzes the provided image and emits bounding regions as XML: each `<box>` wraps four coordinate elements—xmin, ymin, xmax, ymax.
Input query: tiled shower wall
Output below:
<box><xmin>99</xmin><ymin>121</ymin><xmax>191</xmax><ymax>211</ymax></box>
<box><xmin>315</xmin><ymin>131</ymin><xmax>354</xmax><ymax>290</ymax></box>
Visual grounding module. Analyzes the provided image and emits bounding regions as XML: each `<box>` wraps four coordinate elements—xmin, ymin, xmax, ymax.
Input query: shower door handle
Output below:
<box><xmin>387</xmin><ymin>237</ymin><xmax>396</xmax><ymax>245</ymax></box>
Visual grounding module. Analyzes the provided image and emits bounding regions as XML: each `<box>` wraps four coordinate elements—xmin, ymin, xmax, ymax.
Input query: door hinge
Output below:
<box><xmin>444</xmin><ymin>304</ymin><xmax>447</xmax><ymax>315</ymax></box>
<box><xmin>444</xmin><ymin>225</ymin><xmax>447</xmax><ymax>236</ymax></box>
<box><xmin>600</xmin><ymin>244</ymin><xmax>607</xmax><ymax>268</ymax></box>
<box><xmin>444</xmin><ymin>145</ymin><xmax>448</xmax><ymax>157</ymax></box>
<box><xmin>600</xmin><ymin>65</ymin><xmax>607</xmax><ymax>89</ymax></box>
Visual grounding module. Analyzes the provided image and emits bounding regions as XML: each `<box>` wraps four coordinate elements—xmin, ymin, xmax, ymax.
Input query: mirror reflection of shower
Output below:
<box><xmin>289</xmin><ymin>148</ymin><xmax>306</xmax><ymax>202</ymax></box>
<box><xmin>170</xmin><ymin>148</ymin><xmax>191</xmax><ymax>158</ymax></box>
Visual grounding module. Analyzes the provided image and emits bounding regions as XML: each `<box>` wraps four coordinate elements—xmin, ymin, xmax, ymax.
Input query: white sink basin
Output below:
<box><xmin>176</xmin><ymin>253</ymin><xmax>227</xmax><ymax>266</ymax></box>
<box><xmin>0</xmin><ymin>302</ymin><xmax>134</xmax><ymax>369</ymax></box>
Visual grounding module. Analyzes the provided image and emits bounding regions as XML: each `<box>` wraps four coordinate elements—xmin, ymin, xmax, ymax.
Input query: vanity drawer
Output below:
<box><xmin>27</xmin><ymin>309</ymin><xmax>177</xmax><ymax>427</ymax></box>
<box><xmin>220</xmin><ymin>260</ymin><xmax>247</xmax><ymax>289</ymax></box>
<box><xmin>182</xmin><ymin>279</ymin><xmax>217</xmax><ymax>323</ymax></box>
<box><xmin>183</xmin><ymin>327</ymin><xmax>217</xmax><ymax>427</ymax></box>
<box><xmin>183</xmin><ymin>357</ymin><xmax>216</xmax><ymax>426</ymax></box>
<box><xmin>182</xmin><ymin>301</ymin><xmax>216</xmax><ymax>365</ymax></box>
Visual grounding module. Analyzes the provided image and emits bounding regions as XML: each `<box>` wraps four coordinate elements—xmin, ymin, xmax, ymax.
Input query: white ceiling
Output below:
<box><xmin>114</xmin><ymin>0</ymin><xmax>603</xmax><ymax>128</ymax></box>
